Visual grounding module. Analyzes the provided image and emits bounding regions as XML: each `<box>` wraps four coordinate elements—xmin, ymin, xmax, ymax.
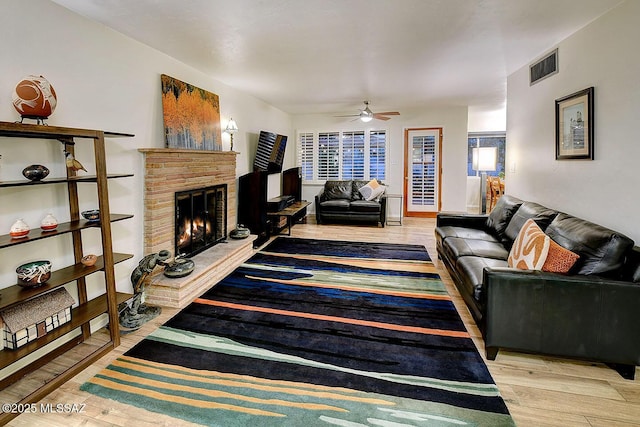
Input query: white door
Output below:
<box><xmin>404</xmin><ymin>128</ymin><xmax>442</xmax><ymax>216</ymax></box>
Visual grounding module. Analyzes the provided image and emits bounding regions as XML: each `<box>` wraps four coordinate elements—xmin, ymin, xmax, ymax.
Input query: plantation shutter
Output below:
<box><xmin>317</xmin><ymin>132</ymin><xmax>340</xmax><ymax>180</ymax></box>
<box><xmin>298</xmin><ymin>132</ymin><xmax>314</xmax><ymax>181</ymax></box>
<box><xmin>369</xmin><ymin>130</ymin><xmax>386</xmax><ymax>180</ymax></box>
<box><xmin>341</xmin><ymin>131</ymin><xmax>365</xmax><ymax>179</ymax></box>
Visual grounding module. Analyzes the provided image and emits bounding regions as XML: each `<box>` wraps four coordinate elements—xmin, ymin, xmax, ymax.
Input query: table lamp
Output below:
<box><xmin>472</xmin><ymin>147</ymin><xmax>497</xmax><ymax>213</ymax></box>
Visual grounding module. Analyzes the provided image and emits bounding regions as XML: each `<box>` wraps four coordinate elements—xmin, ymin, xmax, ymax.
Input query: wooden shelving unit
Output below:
<box><xmin>0</xmin><ymin>121</ymin><xmax>134</xmax><ymax>424</ymax></box>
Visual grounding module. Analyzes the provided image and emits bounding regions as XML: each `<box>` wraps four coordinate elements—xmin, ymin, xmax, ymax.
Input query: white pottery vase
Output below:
<box><xmin>10</xmin><ymin>218</ymin><xmax>30</xmax><ymax>238</ymax></box>
<box><xmin>41</xmin><ymin>213</ymin><xmax>58</xmax><ymax>231</ymax></box>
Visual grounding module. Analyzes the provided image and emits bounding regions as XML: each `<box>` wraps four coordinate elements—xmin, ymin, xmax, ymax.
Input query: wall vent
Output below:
<box><xmin>530</xmin><ymin>49</ymin><xmax>558</xmax><ymax>85</ymax></box>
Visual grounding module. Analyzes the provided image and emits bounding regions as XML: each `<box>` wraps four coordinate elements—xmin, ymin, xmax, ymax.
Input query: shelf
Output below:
<box><xmin>0</xmin><ymin>253</ymin><xmax>132</xmax><ymax>311</ymax></box>
<box><xmin>0</xmin><ymin>120</ymin><xmax>134</xmax><ymax>421</ymax></box>
<box><xmin>0</xmin><ymin>173</ymin><xmax>134</xmax><ymax>188</ymax></box>
<box><xmin>0</xmin><ymin>214</ymin><xmax>133</xmax><ymax>249</ymax></box>
<box><xmin>0</xmin><ymin>121</ymin><xmax>134</xmax><ymax>140</ymax></box>
<box><xmin>0</xmin><ymin>291</ymin><xmax>132</xmax><ymax>369</ymax></box>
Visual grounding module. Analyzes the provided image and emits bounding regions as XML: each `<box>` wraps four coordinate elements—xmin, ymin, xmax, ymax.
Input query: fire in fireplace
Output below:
<box><xmin>175</xmin><ymin>184</ymin><xmax>227</xmax><ymax>258</ymax></box>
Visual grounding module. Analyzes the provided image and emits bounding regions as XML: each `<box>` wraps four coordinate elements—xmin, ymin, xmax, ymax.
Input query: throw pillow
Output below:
<box><xmin>358</xmin><ymin>179</ymin><xmax>380</xmax><ymax>201</ymax></box>
<box><xmin>507</xmin><ymin>218</ymin><xmax>550</xmax><ymax>270</ymax></box>
<box><xmin>370</xmin><ymin>184</ymin><xmax>386</xmax><ymax>201</ymax></box>
<box><xmin>542</xmin><ymin>238</ymin><xmax>580</xmax><ymax>273</ymax></box>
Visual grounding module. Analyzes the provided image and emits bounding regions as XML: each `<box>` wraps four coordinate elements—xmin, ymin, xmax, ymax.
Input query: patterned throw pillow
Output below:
<box><xmin>358</xmin><ymin>179</ymin><xmax>380</xmax><ymax>201</ymax></box>
<box><xmin>507</xmin><ymin>219</ymin><xmax>551</xmax><ymax>270</ymax></box>
<box><xmin>542</xmin><ymin>238</ymin><xmax>580</xmax><ymax>273</ymax></box>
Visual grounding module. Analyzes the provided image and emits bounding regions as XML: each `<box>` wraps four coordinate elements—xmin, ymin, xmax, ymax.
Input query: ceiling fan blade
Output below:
<box><xmin>372</xmin><ymin>114</ymin><xmax>391</xmax><ymax>121</ymax></box>
<box><xmin>334</xmin><ymin>114</ymin><xmax>360</xmax><ymax>118</ymax></box>
<box><xmin>374</xmin><ymin>112</ymin><xmax>400</xmax><ymax>116</ymax></box>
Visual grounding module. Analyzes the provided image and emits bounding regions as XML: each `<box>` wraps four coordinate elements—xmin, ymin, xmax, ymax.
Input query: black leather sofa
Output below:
<box><xmin>315</xmin><ymin>180</ymin><xmax>387</xmax><ymax>226</ymax></box>
<box><xmin>435</xmin><ymin>195</ymin><xmax>640</xmax><ymax>379</ymax></box>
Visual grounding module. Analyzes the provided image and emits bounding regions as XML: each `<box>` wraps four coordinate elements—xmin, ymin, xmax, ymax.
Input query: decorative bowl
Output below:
<box><xmin>81</xmin><ymin>254</ymin><xmax>98</xmax><ymax>267</ymax></box>
<box><xmin>16</xmin><ymin>260</ymin><xmax>52</xmax><ymax>287</ymax></box>
<box><xmin>81</xmin><ymin>209</ymin><xmax>100</xmax><ymax>222</ymax></box>
<box><xmin>22</xmin><ymin>164</ymin><xmax>50</xmax><ymax>181</ymax></box>
<box><xmin>163</xmin><ymin>257</ymin><xmax>195</xmax><ymax>278</ymax></box>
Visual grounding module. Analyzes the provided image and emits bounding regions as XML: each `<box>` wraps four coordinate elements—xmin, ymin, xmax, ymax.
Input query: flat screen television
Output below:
<box><xmin>253</xmin><ymin>130</ymin><xmax>287</xmax><ymax>174</ymax></box>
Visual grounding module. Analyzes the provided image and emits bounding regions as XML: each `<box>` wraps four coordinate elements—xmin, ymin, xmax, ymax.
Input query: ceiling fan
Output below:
<box><xmin>336</xmin><ymin>101</ymin><xmax>400</xmax><ymax>122</ymax></box>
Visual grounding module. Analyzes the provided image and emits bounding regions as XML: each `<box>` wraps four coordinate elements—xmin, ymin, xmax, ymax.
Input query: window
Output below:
<box><xmin>467</xmin><ymin>132</ymin><xmax>506</xmax><ymax>177</ymax></box>
<box><xmin>297</xmin><ymin>130</ymin><xmax>387</xmax><ymax>182</ymax></box>
<box><xmin>317</xmin><ymin>132</ymin><xmax>340</xmax><ymax>180</ymax></box>
<box><xmin>298</xmin><ymin>132</ymin><xmax>314</xmax><ymax>180</ymax></box>
<box><xmin>341</xmin><ymin>131</ymin><xmax>365</xmax><ymax>179</ymax></box>
<box><xmin>370</xmin><ymin>130</ymin><xmax>386</xmax><ymax>180</ymax></box>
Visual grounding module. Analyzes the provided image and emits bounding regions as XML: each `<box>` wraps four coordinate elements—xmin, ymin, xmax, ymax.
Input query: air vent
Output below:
<box><xmin>530</xmin><ymin>48</ymin><xmax>558</xmax><ymax>85</ymax></box>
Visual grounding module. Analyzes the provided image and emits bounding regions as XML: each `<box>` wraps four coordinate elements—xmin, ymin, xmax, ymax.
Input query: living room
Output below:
<box><xmin>0</xmin><ymin>0</ymin><xmax>639</xmax><ymax>425</ymax></box>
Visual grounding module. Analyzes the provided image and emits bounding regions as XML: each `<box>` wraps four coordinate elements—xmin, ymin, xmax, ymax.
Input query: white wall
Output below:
<box><xmin>506</xmin><ymin>0</ymin><xmax>640</xmax><ymax>243</ymax></box>
<box><xmin>293</xmin><ymin>106</ymin><xmax>469</xmax><ymax>218</ymax></box>
<box><xmin>0</xmin><ymin>0</ymin><xmax>293</xmax><ymax>293</ymax></box>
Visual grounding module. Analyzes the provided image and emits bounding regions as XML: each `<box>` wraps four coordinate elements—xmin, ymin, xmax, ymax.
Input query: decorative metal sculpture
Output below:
<box><xmin>118</xmin><ymin>250</ymin><xmax>171</xmax><ymax>332</ymax></box>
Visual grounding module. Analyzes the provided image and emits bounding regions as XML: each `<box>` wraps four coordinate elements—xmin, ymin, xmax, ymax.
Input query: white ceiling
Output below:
<box><xmin>52</xmin><ymin>0</ymin><xmax>622</xmax><ymax>116</ymax></box>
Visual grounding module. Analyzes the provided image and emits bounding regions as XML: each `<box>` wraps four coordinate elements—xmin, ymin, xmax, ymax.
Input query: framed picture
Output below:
<box><xmin>555</xmin><ymin>87</ymin><xmax>594</xmax><ymax>160</ymax></box>
<box><xmin>161</xmin><ymin>74</ymin><xmax>222</xmax><ymax>150</ymax></box>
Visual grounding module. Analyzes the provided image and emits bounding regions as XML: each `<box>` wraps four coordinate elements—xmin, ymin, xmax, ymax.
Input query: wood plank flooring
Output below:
<box><xmin>8</xmin><ymin>217</ymin><xmax>640</xmax><ymax>426</ymax></box>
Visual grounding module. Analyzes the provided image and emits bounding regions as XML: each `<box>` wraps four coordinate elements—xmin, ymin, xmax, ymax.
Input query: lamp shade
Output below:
<box><xmin>225</xmin><ymin>118</ymin><xmax>238</xmax><ymax>134</ymax></box>
<box><xmin>472</xmin><ymin>147</ymin><xmax>497</xmax><ymax>172</ymax></box>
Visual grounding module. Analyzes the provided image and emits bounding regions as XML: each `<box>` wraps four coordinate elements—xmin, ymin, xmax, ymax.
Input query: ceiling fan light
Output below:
<box><xmin>360</xmin><ymin>115</ymin><xmax>373</xmax><ymax>123</ymax></box>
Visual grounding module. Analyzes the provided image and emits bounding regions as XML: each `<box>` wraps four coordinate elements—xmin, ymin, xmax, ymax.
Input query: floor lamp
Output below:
<box><xmin>472</xmin><ymin>147</ymin><xmax>497</xmax><ymax>214</ymax></box>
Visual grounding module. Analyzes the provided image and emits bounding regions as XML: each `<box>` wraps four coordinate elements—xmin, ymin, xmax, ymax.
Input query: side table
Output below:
<box><xmin>386</xmin><ymin>193</ymin><xmax>403</xmax><ymax>225</ymax></box>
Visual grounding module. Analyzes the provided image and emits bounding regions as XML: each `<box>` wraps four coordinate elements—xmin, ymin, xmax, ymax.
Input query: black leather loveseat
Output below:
<box><xmin>435</xmin><ymin>195</ymin><xmax>640</xmax><ymax>379</ymax></box>
<box><xmin>315</xmin><ymin>180</ymin><xmax>387</xmax><ymax>226</ymax></box>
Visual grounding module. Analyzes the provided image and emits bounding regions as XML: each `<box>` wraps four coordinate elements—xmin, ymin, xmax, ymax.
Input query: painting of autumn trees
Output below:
<box><xmin>161</xmin><ymin>74</ymin><xmax>222</xmax><ymax>150</ymax></box>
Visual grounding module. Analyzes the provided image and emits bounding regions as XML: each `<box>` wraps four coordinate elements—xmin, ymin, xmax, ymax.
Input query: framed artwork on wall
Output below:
<box><xmin>555</xmin><ymin>87</ymin><xmax>594</xmax><ymax>160</ymax></box>
<box><xmin>161</xmin><ymin>74</ymin><xmax>222</xmax><ymax>150</ymax></box>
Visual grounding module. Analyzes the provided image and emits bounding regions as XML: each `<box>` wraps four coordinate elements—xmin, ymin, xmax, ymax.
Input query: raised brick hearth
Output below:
<box><xmin>138</xmin><ymin>148</ymin><xmax>254</xmax><ymax>308</ymax></box>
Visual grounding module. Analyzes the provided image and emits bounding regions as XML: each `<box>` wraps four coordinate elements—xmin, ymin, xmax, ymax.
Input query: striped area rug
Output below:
<box><xmin>82</xmin><ymin>237</ymin><xmax>515</xmax><ymax>426</ymax></box>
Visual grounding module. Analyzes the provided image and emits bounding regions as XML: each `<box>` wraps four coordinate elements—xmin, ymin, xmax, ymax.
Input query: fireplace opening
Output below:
<box><xmin>175</xmin><ymin>184</ymin><xmax>227</xmax><ymax>258</ymax></box>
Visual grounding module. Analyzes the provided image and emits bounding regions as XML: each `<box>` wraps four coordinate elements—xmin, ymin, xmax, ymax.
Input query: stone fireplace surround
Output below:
<box><xmin>138</xmin><ymin>148</ymin><xmax>256</xmax><ymax>308</ymax></box>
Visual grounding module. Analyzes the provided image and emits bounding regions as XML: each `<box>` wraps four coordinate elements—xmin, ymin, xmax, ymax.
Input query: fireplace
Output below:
<box><xmin>175</xmin><ymin>184</ymin><xmax>227</xmax><ymax>258</ymax></box>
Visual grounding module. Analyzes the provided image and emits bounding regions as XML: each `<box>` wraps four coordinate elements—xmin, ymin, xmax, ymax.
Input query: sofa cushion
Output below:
<box><xmin>323</xmin><ymin>180</ymin><xmax>353</xmax><ymax>200</ymax></box>
<box><xmin>545</xmin><ymin>212</ymin><xmax>634</xmax><ymax>276</ymax></box>
<box><xmin>504</xmin><ymin>202</ymin><xmax>558</xmax><ymax>245</ymax></box>
<box><xmin>485</xmin><ymin>195</ymin><xmax>524</xmax><ymax>242</ymax></box>
<box><xmin>507</xmin><ymin>219</ymin><xmax>550</xmax><ymax>270</ymax></box>
<box><xmin>456</xmin><ymin>256</ymin><xmax>508</xmax><ymax>303</ymax></box>
<box><xmin>436</xmin><ymin>226</ymin><xmax>499</xmax><ymax>243</ymax></box>
<box><xmin>443</xmin><ymin>237</ymin><xmax>509</xmax><ymax>260</ymax></box>
<box><xmin>349</xmin><ymin>200</ymin><xmax>382</xmax><ymax>213</ymax></box>
<box><xmin>319</xmin><ymin>199</ymin><xmax>351</xmax><ymax>211</ymax></box>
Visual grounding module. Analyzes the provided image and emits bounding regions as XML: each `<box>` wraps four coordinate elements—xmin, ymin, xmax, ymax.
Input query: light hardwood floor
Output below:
<box><xmin>8</xmin><ymin>217</ymin><xmax>640</xmax><ymax>426</ymax></box>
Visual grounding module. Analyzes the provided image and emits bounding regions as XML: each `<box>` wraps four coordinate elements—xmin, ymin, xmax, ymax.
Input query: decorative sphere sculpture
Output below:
<box><xmin>12</xmin><ymin>75</ymin><xmax>57</xmax><ymax>119</ymax></box>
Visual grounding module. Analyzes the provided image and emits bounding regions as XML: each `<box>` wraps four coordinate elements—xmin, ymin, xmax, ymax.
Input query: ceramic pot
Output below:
<box><xmin>10</xmin><ymin>218</ymin><xmax>30</xmax><ymax>238</ymax></box>
<box><xmin>22</xmin><ymin>164</ymin><xmax>50</xmax><ymax>181</ymax></box>
<box><xmin>16</xmin><ymin>260</ymin><xmax>52</xmax><ymax>287</ymax></box>
<box><xmin>41</xmin><ymin>212</ymin><xmax>58</xmax><ymax>231</ymax></box>
<box><xmin>12</xmin><ymin>75</ymin><xmax>57</xmax><ymax>119</ymax></box>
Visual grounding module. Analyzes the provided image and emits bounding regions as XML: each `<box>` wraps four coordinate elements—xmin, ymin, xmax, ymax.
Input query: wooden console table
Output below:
<box><xmin>268</xmin><ymin>200</ymin><xmax>311</xmax><ymax>235</ymax></box>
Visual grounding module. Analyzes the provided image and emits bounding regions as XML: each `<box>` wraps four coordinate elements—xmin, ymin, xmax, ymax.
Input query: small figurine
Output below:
<box><xmin>64</xmin><ymin>150</ymin><xmax>87</xmax><ymax>173</ymax></box>
<box><xmin>118</xmin><ymin>250</ymin><xmax>171</xmax><ymax>332</ymax></box>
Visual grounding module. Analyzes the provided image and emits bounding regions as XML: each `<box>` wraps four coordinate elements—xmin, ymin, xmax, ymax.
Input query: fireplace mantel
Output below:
<box><xmin>139</xmin><ymin>148</ymin><xmax>238</xmax><ymax>255</ymax></box>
